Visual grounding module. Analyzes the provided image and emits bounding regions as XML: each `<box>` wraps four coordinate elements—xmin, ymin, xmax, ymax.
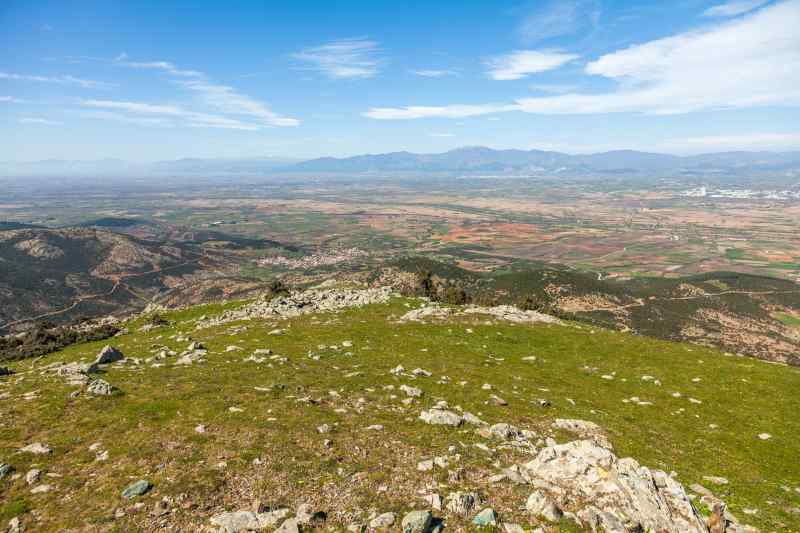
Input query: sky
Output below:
<box><xmin>0</xmin><ymin>0</ymin><xmax>799</xmax><ymax>162</ymax></box>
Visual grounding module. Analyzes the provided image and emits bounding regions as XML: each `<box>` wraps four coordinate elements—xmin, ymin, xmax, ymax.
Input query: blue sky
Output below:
<box><xmin>1</xmin><ymin>0</ymin><xmax>798</xmax><ymax>161</ymax></box>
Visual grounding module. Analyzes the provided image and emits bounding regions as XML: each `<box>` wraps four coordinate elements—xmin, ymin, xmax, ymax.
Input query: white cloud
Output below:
<box><xmin>365</xmin><ymin>0</ymin><xmax>800</xmax><ymax>118</ymax></box>
<box><xmin>73</xmin><ymin>109</ymin><xmax>174</xmax><ymax>127</ymax></box>
<box><xmin>81</xmin><ymin>99</ymin><xmax>260</xmax><ymax>130</ymax></box>
<box><xmin>291</xmin><ymin>38</ymin><xmax>382</xmax><ymax>79</ymax></box>
<box><xmin>429</xmin><ymin>133</ymin><xmax>455</xmax><ymax>137</ymax></box>
<box><xmin>0</xmin><ymin>96</ymin><xmax>26</xmax><ymax>103</ymax></box>
<box><xmin>702</xmin><ymin>0</ymin><xmax>770</xmax><ymax>17</ymax></box>
<box><xmin>411</xmin><ymin>69</ymin><xmax>457</xmax><ymax>78</ymax></box>
<box><xmin>0</xmin><ymin>72</ymin><xmax>112</xmax><ymax>89</ymax></box>
<box><xmin>529</xmin><ymin>83</ymin><xmax>579</xmax><ymax>94</ymax></box>
<box><xmin>19</xmin><ymin>117</ymin><xmax>62</xmax><ymax>125</ymax></box>
<box><xmin>485</xmin><ymin>50</ymin><xmax>578</xmax><ymax>80</ymax></box>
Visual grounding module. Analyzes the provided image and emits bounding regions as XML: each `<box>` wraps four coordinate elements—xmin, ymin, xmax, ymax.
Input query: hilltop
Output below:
<box><xmin>0</xmin><ymin>286</ymin><xmax>797</xmax><ymax>532</ymax></box>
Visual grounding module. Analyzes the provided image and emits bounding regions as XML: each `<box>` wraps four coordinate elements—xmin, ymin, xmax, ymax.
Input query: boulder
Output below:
<box><xmin>401</xmin><ymin>510</ymin><xmax>432</xmax><ymax>533</ymax></box>
<box><xmin>87</xmin><ymin>378</ymin><xmax>114</xmax><ymax>396</ymax></box>
<box><xmin>526</xmin><ymin>490</ymin><xmax>562</xmax><ymax>522</ymax></box>
<box><xmin>445</xmin><ymin>492</ymin><xmax>480</xmax><ymax>516</ymax></box>
<box><xmin>472</xmin><ymin>508</ymin><xmax>497</xmax><ymax>527</ymax></box>
<box><xmin>122</xmin><ymin>479</ymin><xmax>152</xmax><ymax>499</ymax></box>
<box><xmin>95</xmin><ymin>345</ymin><xmax>124</xmax><ymax>365</ymax></box>
<box><xmin>369</xmin><ymin>512</ymin><xmax>396</xmax><ymax>529</ymax></box>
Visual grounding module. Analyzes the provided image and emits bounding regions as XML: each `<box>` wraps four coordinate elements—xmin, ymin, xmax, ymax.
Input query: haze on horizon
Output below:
<box><xmin>1</xmin><ymin>0</ymin><xmax>799</xmax><ymax>163</ymax></box>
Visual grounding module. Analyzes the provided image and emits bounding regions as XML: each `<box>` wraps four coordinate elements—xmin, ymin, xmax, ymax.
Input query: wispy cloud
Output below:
<box><xmin>365</xmin><ymin>0</ymin><xmax>800</xmax><ymax>119</ymax></box>
<box><xmin>529</xmin><ymin>83</ymin><xmax>579</xmax><ymax>94</ymax></box>
<box><xmin>19</xmin><ymin>117</ymin><xmax>63</xmax><ymax>125</ymax></box>
<box><xmin>702</xmin><ymin>0</ymin><xmax>770</xmax><ymax>17</ymax></box>
<box><xmin>517</xmin><ymin>0</ymin><xmax>600</xmax><ymax>44</ymax></box>
<box><xmin>118</xmin><ymin>59</ymin><xmax>203</xmax><ymax>78</ymax></box>
<box><xmin>411</xmin><ymin>69</ymin><xmax>457</xmax><ymax>78</ymax></box>
<box><xmin>485</xmin><ymin>50</ymin><xmax>578</xmax><ymax>80</ymax></box>
<box><xmin>291</xmin><ymin>38</ymin><xmax>382</xmax><ymax>79</ymax></box>
<box><xmin>0</xmin><ymin>72</ymin><xmax>112</xmax><ymax>89</ymax></box>
<box><xmin>115</xmin><ymin>57</ymin><xmax>299</xmax><ymax>127</ymax></box>
<box><xmin>178</xmin><ymin>80</ymin><xmax>299</xmax><ymax>126</ymax></box>
<box><xmin>429</xmin><ymin>132</ymin><xmax>455</xmax><ymax>137</ymax></box>
<box><xmin>80</xmin><ymin>99</ymin><xmax>261</xmax><ymax>130</ymax></box>
<box><xmin>0</xmin><ymin>96</ymin><xmax>26</xmax><ymax>104</ymax></box>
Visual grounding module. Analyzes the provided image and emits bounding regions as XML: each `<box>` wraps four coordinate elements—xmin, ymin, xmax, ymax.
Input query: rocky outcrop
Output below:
<box><xmin>196</xmin><ymin>287</ymin><xmax>393</xmax><ymax>328</ymax></box>
<box><xmin>520</xmin><ymin>439</ymin><xmax>708</xmax><ymax>532</ymax></box>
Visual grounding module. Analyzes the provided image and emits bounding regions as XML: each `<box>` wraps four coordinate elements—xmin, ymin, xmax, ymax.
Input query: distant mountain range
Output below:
<box><xmin>289</xmin><ymin>147</ymin><xmax>800</xmax><ymax>175</ymax></box>
<box><xmin>2</xmin><ymin>147</ymin><xmax>800</xmax><ymax>177</ymax></box>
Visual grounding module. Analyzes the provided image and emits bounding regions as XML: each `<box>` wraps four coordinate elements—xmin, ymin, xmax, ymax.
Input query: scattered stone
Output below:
<box><xmin>419</xmin><ymin>409</ymin><xmax>463</xmax><ymax>427</ymax></box>
<box><xmin>758</xmin><ymin>433</ymin><xmax>772</xmax><ymax>440</ymax></box>
<box><xmin>195</xmin><ymin>424</ymin><xmax>206</xmax><ymax>434</ymax></box>
<box><xmin>317</xmin><ymin>424</ymin><xmax>330</xmax><ymax>434</ymax></box>
<box><xmin>87</xmin><ymin>378</ymin><xmax>114</xmax><ymax>396</ymax></box>
<box><xmin>0</xmin><ymin>464</ymin><xmax>13</xmax><ymax>479</ymax></box>
<box><xmin>412</xmin><ymin>368</ymin><xmax>432</xmax><ymax>377</ymax></box>
<box><xmin>488</xmin><ymin>423</ymin><xmax>521</xmax><ymax>440</ymax></box>
<box><xmin>400</xmin><ymin>384</ymin><xmax>423</xmax><ymax>398</ymax></box>
<box><xmin>703</xmin><ymin>476</ymin><xmax>730</xmax><ymax>485</ymax></box>
<box><xmin>19</xmin><ymin>442</ymin><xmax>51</xmax><ymax>455</ymax></box>
<box><xmin>122</xmin><ymin>479</ymin><xmax>152</xmax><ymax>499</ymax></box>
<box><xmin>553</xmin><ymin>419</ymin><xmax>613</xmax><ymax>449</ymax></box>
<box><xmin>424</xmin><ymin>493</ymin><xmax>443</xmax><ymax>511</ymax></box>
<box><xmin>418</xmin><ymin>459</ymin><xmax>434</xmax><ymax>472</ymax></box>
<box><xmin>401</xmin><ymin>510</ymin><xmax>432</xmax><ymax>533</ymax></box>
<box><xmin>488</xmin><ymin>394</ymin><xmax>507</xmax><ymax>406</ymax></box>
<box><xmin>30</xmin><ymin>483</ymin><xmax>51</xmax><ymax>494</ymax></box>
<box><xmin>472</xmin><ymin>508</ymin><xmax>497</xmax><ymax>527</ymax></box>
<box><xmin>25</xmin><ymin>468</ymin><xmax>40</xmax><ymax>485</ymax></box>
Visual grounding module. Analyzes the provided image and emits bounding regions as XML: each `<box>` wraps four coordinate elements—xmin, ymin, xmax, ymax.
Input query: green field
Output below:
<box><xmin>1</xmin><ymin>295</ymin><xmax>799</xmax><ymax>531</ymax></box>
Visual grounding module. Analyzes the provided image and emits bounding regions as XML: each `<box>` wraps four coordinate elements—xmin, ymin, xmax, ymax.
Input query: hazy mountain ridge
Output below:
<box><xmin>2</xmin><ymin>148</ymin><xmax>800</xmax><ymax>177</ymax></box>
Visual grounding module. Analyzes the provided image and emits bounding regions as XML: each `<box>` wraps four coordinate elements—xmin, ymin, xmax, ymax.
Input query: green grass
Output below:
<box><xmin>776</xmin><ymin>312</ymin><xmax>800</xmax><ymax>328</ymax></box>
<box><xmin>1</xmin><ymin>297</ymin><xmax>799</xmax><ymax>531</ymax></box>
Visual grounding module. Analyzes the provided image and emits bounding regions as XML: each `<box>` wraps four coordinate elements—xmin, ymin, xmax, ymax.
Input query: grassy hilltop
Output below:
<box><xmin>1</xmin><ymin>292</ymin><xmax>799</xmax><ymax>531</ymax></box>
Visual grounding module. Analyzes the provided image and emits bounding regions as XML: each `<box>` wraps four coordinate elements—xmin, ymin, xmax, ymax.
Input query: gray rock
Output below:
<box><xmin>87</xmin><ymin>378</ymin><xmax>114</xmax><ymax>396</ymax></box>
<box><xmin>472</xmin><ymin>508</ymin><xmax>497</xmax><ymax>526</ymax></box>
<box><xmin>210</xmin><ymin>511</ymin><xmax>263</xmax><ymax>532</ymax></box>
<box><xmin>25</xmin><ymin>468</ymin><xmax>40</xmax><ymax>485</ymax></box>
<box><xmin>95</xmin><ymin>345</ymin><xmax>124</xmax><ymax>365</ymax></box>
<box><xmin>502</xmin><ymin>524</ymin><xmax>525</xmax><ymax>533</ymax></box>
<box><xmin>369</xmin><ymin>512</ymin><xmax>396</xmax><ymax>529</ymax></box>
<box><xmin>553</xmin><ymin>419</ymin><xmax>613</xmax><ymax>449</ymax></box>
<box><xmin>489</xmin><ymin>423</ymin><xmax>521</xmax><ymax>440</ymax></box>
<box><xmin>122</xmin><ymin>479</ymin><xmax>151</xmax><ymax>499</ymax></box>
<box><xmin>400</xmin><ymin>384</ymin><xmax>423</xmax><ymax>398</ymax></box>
<box><xmin>0</xmin><ymin>463</ymin><xmax>13</xmax><ymax>479</ymax></box>
<box><xmin>401</xmin><ymin>510</ymin><xmax>432</xmax><ymax>533</ymax></box>
<box><xmin>419</xmin><ymin>409</ymin><xmax>463</xmax><ymax>427</ymax></box>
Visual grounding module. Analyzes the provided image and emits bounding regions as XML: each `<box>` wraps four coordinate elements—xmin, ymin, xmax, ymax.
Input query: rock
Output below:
<box><xmin>122</xmin><ymin>479</ymin><xmax>152</xmax><ymax>499</ymax></box>
<box><xmin>95</xmin><ymin>345</ymin><xmax>124</xmax><ymax>365</ymax></box>
<box><xmin>445</xmin><ymin>492</ymin><xmax>480</xmax><ymax>516</ymax></box>
<box><xmin>0</xmin><ymin>464</ymin><xmax>13</xmax><ymax>479</ymax></box>
<box><xmin>87</xmin><ymin>378</ymin><xmax>114</xmax><ymax>396</ymax></box>
<box><xmin>520</xmin><ymin>440</ymin><xmax>707</xmax><ymax>532</ymax></box>
<box><xmin>400</xmin><ymin>384</ymin><xmax>423</xmax><ymax>398</ymax></box>
<box><xmin>418</xmin><ymin>459</ymin><xmax>434</xmax><ymax>472</ymax></box>
<box><xmin>462</xmin><ymin>412</ymin><xmax>488</xmax><ymax>426</ymax></box>
<box><xmin>758</xmin><ymin>433</ymin><xmax>771</xmax><ymax>440</ymax></box>
<box><xmin>7</xmin><ymin>517</ymin><xmax>20</xmax><ymax>533</ymax></box>
<box><xmin>25</xmin><ymin>468</ymin><xmax>40</xmax><ymax>485</ymax></box>
<box><xmin>401</xmin><ymin>510</ymin><xmax>432</xmax><ymax>533</ymax></box>
<box><xmin>472</xmin><ymin>508</ymin><xmax>497</xmax><ymax>527</ymax></box>
<box><xmin>412</xmin><ymin>368</ymin><xmax>432</xmax><ymax>377</ymax></box>
<box><xmin>317</xmin><ymin>424</ymin><xmax>330</xmax><ymax>434</ymax></box>
<box><xmin>195</xmin><ymin>424</ymin><xmax>206</xmax><ymax>434</ymax></box>
<box><xmin>502</xmin><ymin>524</ymin><xmax>525</xmax><ymax>533</ymax></box>
<box><xmin>703</xmin><ymin>476</ymin><xmax>730</xmax><ymax>485</ymax></box>
<box><xmin>390</xmin><ymin>365</ymin><xmax>405</xmax><ymax>375</ymax></box>
<box><xmin>369</xmin><ymin>512</ymin><xmax>396</xmax><ymax>529</ymax></box>
<box><xmin>19</xmin><ymin>442</ymin><xmax>51</xmax><ymax>455</ymax></box>
<box><xmin>275</xmin><ymin>518</ymin><xmax>300</xmax><ymax>533</ymax></box>
<box><xmin>419</xmin><ymin>409</ymin><xmax>463</xmax><ymax>427</ymax></box>
<box><xmin>526</xmin><ymin>490</ymin><xmax>562</xmax><ymax>522</ymax></box>
<box><xmin>0</xmin><ymin>367</ymin><xmax>13</xmax><ymax>377</ymax></box>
